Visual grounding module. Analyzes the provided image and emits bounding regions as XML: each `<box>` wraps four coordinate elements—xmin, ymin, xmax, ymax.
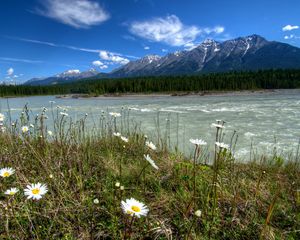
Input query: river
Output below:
<box><xmin>1</xmin><ymin>89</ymin><xmax>299</xmax><ymax>160</ymax></box>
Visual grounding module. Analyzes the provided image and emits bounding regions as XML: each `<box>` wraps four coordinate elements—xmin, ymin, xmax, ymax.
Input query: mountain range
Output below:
<box><xmin>24</xmin><ymin>34</ymin><xmax>300</xmax><ymax>86</ymax></box>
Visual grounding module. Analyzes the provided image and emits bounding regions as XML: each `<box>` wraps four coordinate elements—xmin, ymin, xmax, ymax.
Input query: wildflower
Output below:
<box><xmin>24</xmin><ymin>183</ymin><xmax>48</xmax><ymax>200</ymax></box>
<box><xmin>120</xmin><ymin>186</ymin><xmax>125</xmax><ymax>191</ymax></box>
<box><xmin>109</xmin><ymin>112</ymin><xmax>121</xmax><ymax>118</ymax></box>
<box><xmin>121</xmin><ymin>198</ymin><xmax>149</xmax><ymax>218</ymax></box>
<box><xmin>144</xmin><ymin>154</ymin><xmax>159</xmax><ymax>170</ymax></box>
<box><xmin>47</xmin><ymin>130</ymin><xmax>53</xmax><ymax>136</ymax></box>
<box><xmin>195</xmin><ymin>210</ymin><xmax>202</xmax><ymax>217</ymax></box>
<box><xmin>211</xmin><ymin>123</ymin><xmax>225</xmax><ymax>129</ymax></box>
<box><xmin>113</xmin><ymin>132</ymin><xmax>121</xmax><ymax>137</ymax></box>
<box><xmin>93</xmin><ymin>198</ymin><xmax>99</xmax><ymax>204</ymax></box>
<box><xmin>115</xmin><ymin>182</ymin><xmax>120</xmax><ymax>188</ymax></box>
<box><xmin>30</xmin><ymin>124</ymin><xmax>34</xmax><ymax>128</ymax></box>
<box><xmin>60</xmin><ymin>112</ymin><xmax>68</xmax><ymax>117</ymax></box>
<box><xmin>4</xmin><ymin>188</ymin><xmax>19</xmax><ymax>196</ymax></box>
<box><xmin>146</xmin><ymin>141</ymin><xmax>157</xmax><ymax>151</ymax></box>
<box><xmin>49</xmin><ymin>174</ymin><xmax>53</xmax><ymax>179</ymax></box>
<box><xmin>0</xmin><ymin>167</ymin><xmax>15</xmax><ymax>178</ymax></box>
<box><xmin>0</xmin><ymin>113</ymin><xmax>4</xmax><ymax>122</ymax></box>
<box><xmin>21</xmin><ymin>126</ymin><xmax>29</xmax><ymax>133</ymax></box>
<box><xmin>189</xmin><ymin>138</ymin><xmax>207</xmax><ymax>146</ymax></box>
<box><xmin>215</xmin><ymin>142</ymin><xmax>230</xmax><ymax>150</ymax></box>
<box><xmin>121</xmin><ymin>136</ymin><xmax>129</xmax><ymax>143</ymax></box>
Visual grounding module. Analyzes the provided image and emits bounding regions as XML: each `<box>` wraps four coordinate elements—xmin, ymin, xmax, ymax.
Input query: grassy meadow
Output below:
<box><xmin>0</xmin><ymin>105</ymin><xmax>299</xmax><ymax>239</ymax></box>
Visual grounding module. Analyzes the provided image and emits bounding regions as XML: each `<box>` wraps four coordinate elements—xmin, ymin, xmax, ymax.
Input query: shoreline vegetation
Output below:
<box><xmin>1</xmin><ymin>69</ymin><xmax>300</xmax><ymax>98</ymax></box>
<box><xmin>55</xmin><ymin>89</ymin><xmax>278</xmax><ymax>99</ymax></box>
<box><xmin>0</xmin><ymin>106</ymin><xmax>299</xmax><ymax>239</ymax></box>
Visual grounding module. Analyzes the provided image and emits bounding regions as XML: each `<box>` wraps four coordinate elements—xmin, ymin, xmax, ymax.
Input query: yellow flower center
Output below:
<box><xmin>3</xmin><ymin>172</ymin><xmax>10</xmax><ymax>177</ymax></box>
<box><xmin>9</xmin><ymin>191</ymin><xmax>15</xmax><ymax>195</ymax></box>
<box><xmin>131</xmin><ymin>205</ymin><xmax>141</xmax><ymax>212</ymax></box>
<box><xmin>32</xmin><ymin>188</ymin><xmax>40</xmax><ymax>195</ymax></box>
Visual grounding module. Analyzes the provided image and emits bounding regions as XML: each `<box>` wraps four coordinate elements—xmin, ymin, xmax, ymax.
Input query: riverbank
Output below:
<box><xmin>0</xmin><ymin>110</ymin><xmax>299</xmax><ymax>239</ymax></box>
<box><xmin>56</xmin><ymin>88</ymin><xmax>280</xmax><ymax>99</ymax></box>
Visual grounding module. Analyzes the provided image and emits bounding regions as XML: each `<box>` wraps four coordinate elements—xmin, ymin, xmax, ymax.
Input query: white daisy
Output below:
<box><xmin>113</xmin><ymin>132</ymin><xmax>121</xmax><ymax>137</ymax></box>
<box><xmin>24</xmin><ymin>183</ymin><xmax>48</xmax><ymax>200</ymax></box>
<box><xmin>121</xmin><ymin>198</ymin><xmax>149</xmax><ymax>218</ymax></box>
<box><xmin>0</xmin><ymin>167</ymin><xmax>15</xmax><ymax>178</ymax></box>
<box><xmin>21</xmin><ymin>126</ymin><xmax>29</xmax><ymax>133</ymax></box>
<box><xmin>109</xmin><ymin>112</ymin><xmax>121</xmax><ymax>118</ymax></box>
<box><xmin>189</xmin><ymin>138</ymin><xmax>207</xmax><ymax>146</ymax></box>
<box><xmin>47</xmin><ymin>130</ymin><xmax>53</xmax><ymax>136</ymax></box>
<box><xmin>60</xmin><ymin>112</ymin><xmax>68</xmax><ymax>117</ymax></box>
<box><xmin>144</xmin><ymin>154</ymin><xmax>159</xmax><ymax>170</ymax></box>
<box><xmin>121</xmin><ymin>136</ymin><xmax>129</xmax><ymax>143</ymax></box>
<box><xmin>215</xmin><ymin>142</ymin><xmax>230</xmax><ymax>150</ymax></box>
<box><xmin>0</xmin><ymin>113</ymin><xmax>4</xmax><ymax>122</ymax></box>
<box><xmin>1</xmin><ymin>126</ymin><xmax>6</xmax><ymax>133</ymax></box>
<box><xmin>4</xmin><ymin>188</ymin><xmax>19</xmax><ymax>196</ymax></box>
<box><xmin>211</xmin><ymin>123</ymin><xmax>225</xmax><ymax>129</ymax></box>
<box><xmin>115</xmin><ymin>182</ymin><xmax>120</xmax><ymax>187</ymax></box>
<box><xmin>146</xmin><ymin>141</ymin><xmax>157</xmax><ymax>151</ymax></box>
<box><xmin>195</xmin><ymin>210</ymin><xmax>202</xmax><ymax>217</ymax></box>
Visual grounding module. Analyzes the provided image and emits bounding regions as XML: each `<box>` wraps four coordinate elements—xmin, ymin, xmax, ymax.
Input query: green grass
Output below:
<box><xmin>0</xmin><ymin>108</ymin><xmax>299</xmax><ymax>239</ymax></box>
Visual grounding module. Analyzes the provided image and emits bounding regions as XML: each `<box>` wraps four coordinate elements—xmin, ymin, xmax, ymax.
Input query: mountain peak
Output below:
<box><xmin>202</xmin><ymin>39</ymin><xmax>217</xmax><ymax>45</ymax></box>
<box><xmin>57</xmin><ymin>69</ymin><xmax>81</xmax><ymax>77</ymax></box>
<box><xmin>140</xmin><ymin>55</ymin><xmax>161</xmax><ymax>63</ymax></box>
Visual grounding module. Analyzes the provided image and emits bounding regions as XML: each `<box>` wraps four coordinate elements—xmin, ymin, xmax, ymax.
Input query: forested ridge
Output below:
<box><xmin>1</xmin><ymin>69</ymin><xmax>300</xmax><ymax>97</ymax></box>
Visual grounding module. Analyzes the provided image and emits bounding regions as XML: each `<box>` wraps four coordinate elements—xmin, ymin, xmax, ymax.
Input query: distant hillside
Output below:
<box><xmin>2</xmin><ymin>69</ymin><xmax>300</xmax><ymax>97</ymax></box>
<box><xmin>24</xmin><ymin>69</ymin><xmax>107</xmax><ymax>86</ymax></box>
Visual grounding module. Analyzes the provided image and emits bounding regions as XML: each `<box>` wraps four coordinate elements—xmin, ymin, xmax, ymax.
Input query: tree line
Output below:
<box><xmin>1</xmin><ymin>69</ymin><xmax>300</xmax><ymax>97</ymax></box>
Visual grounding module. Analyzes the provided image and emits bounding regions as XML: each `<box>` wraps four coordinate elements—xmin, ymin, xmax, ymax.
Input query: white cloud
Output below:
<box><xmin>282</xmin><ymin>25</ymin><xmax>299</xmax><ymax>31</ymax></box>
<box><xmin>284</xmin><ymin>34</ymin><xmax>300</xmax><ymax>40</ymax></box>
<box><xmin>37</xmin><ymin>0</ymin><xmax>110</xmax><ymax>29</ymax></box>
<box><xmin>92</xmin><ymin>60</ymin><xmax>108</xmax><ymax>69</ymax></box>
<box><xmin>7</xmin><ymin>68</ymin><xmax>14</xmax><ymax>76</ymax></box>
<box><xmin>92</xmin><ymin>60</ymin><xmax>104</xmax><ymax>67</ymax></box>
<box><xmin>99</xmin><ymin>51</ymin><xmax>129</xmax><ymax>65</ymax></box>
<box><xmin>161</xmin><ymin>49</ymin><xmax>168</xmax><ymax>52</ymax></box>
<box><xmin>129</xmin><ymin>15</ymin><xmax>224</xmax><ymax>46</ymax></box>
<box><xmin>203</xmin><ymin>26</ymin><xmax>224</xmax><ymax>34</ymax></box>
<box><xmin>100</xmin><ymin>65</ymin><xmax>108</xmax><ymax>69</ymax></box>
<box><xmin>9</xmin><ymin>36</ymin><xmax>139</xmax><ymax>59</ymax></box>
<box><xmin>0</xmin><ymin>57</ymin><xmax>42</xmax><ymax>64</ymax></box>
<box><xmin>144</xmin><ymin>46</ymin><xmax>150</xmax><ymax>50</ymax></box>
<box><xmin>183</xmin><ymin>42</ymin><xmax>198</xmax><ymax>50</ymax></box>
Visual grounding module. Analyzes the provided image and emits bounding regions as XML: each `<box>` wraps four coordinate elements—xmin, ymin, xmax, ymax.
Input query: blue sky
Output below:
<box><xmin>0</xmin><ymin>0</ymin><xmax>300</xmax><ymax>83</ymax></box>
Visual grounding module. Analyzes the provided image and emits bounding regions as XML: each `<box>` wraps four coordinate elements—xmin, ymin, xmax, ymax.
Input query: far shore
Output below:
<box><xmin>1</xmin><ymin>88</ymin><xmax>298</xmax><ymax>99</ymax></box>
<box><xmin>55</xmin><ymin>89</ymin><xmax>283</xmax><ymax>99</ymax></box>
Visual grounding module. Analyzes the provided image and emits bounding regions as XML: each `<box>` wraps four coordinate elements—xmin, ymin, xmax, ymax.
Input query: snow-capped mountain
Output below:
<box><xmin>110</xmin><ymin>55</ymin><xmax>161</xmax><ymax>77</ymax></box>
<box><xmin>110</xmin><ymin>34</ymin><xmax>300</xmax><ymax>77</ymax></box>
<box><xmin>25</xmin><ymin>34</ymin><xmax>300</xmax><ymax>85</ymax></box>
<box><xmin>25</xmin><ymin>69</ymin><xmax>102</xmax><ymax>85</ymax></box>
